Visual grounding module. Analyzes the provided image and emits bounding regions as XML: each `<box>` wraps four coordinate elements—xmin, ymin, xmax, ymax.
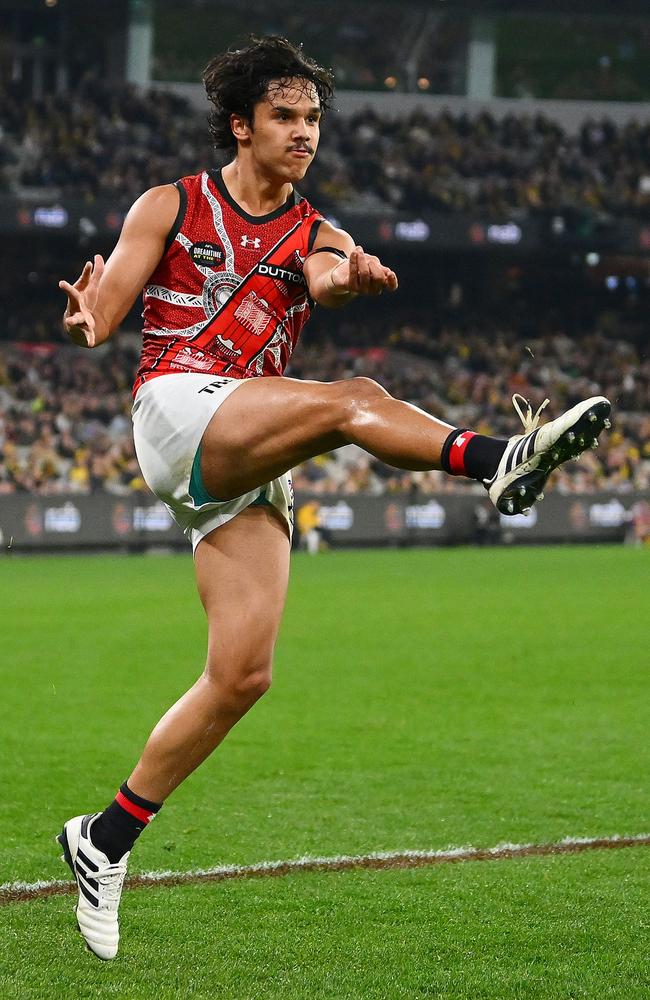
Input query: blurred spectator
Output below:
<box><xmin>0</xmin><ymin>339</ymin><xmax>150</xmax><ymax>497</ymax></box>
<box><xmin>5</xmin><ymin>81</ymin><xmax>650</xmax><ymax>218</ymax></box>
<box><xmin>1</xmin><ymin>322</ymin><xmax>645</xmax><ymax>499</ymax></box>
<box><xmin>297</xmin><ymin>500</ymin><xmax>324</xmax><ymax>554</ymax></box>
<box><xmin>1</xmin><ymin>77</ymin><xmax>647</xmax><ymax>499</ymax></box>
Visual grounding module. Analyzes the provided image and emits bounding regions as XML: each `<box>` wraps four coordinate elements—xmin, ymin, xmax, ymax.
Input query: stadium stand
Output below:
<box><xmin>4</xmin><ymin>81</ymin><xmax>650</xmax><ymax>218</ymax></box>
<box><xmin>1</xmin><ymin>320</ymin><xmax>646</xmax><ymax>499</ymax></box>
<box><xmin>1</xmin><ymin>75</ymin><xmax>647</xmax><ymax>514</ymax></box>
<box><xmin>0</xmin><ymin>80</ymin><xmax>210</xmax><ymax>207</ymax></box>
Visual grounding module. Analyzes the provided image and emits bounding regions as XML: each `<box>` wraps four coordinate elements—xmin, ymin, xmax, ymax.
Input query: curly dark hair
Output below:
<box><xmin>203</xmin><ymin>35</ymin><xmax>334</xmax><ymax>153</ymax></box>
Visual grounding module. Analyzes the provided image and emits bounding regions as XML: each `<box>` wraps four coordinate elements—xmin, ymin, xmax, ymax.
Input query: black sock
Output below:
<box><xmin>441</xmin><ymin>428</ymin><xmax>507</xmax><ymax>482</ymax></box>
<box><xmin>90</xmin><ymin>782</ymin><xmax>162</xmax><ymax>863</ymax></box>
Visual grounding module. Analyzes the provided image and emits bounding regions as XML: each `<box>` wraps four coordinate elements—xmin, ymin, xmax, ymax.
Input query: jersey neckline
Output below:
<box><xmin>209</xmin><ymin>167</ymin><xmax>302</xmax><ymax>225</ymax></box>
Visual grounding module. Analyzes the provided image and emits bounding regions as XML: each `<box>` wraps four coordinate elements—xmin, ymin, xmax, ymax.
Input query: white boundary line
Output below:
<box><xmin>2</xmin><ymin>832</ymin><xmax>650</xmax><ymax>904</ymax></box>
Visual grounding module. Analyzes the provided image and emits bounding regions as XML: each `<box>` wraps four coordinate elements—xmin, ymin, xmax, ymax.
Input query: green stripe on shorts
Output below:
<box><xmin>189</xmin><ymin>445</ymin><xmax>269</xmax><ymax>506</ymax></box>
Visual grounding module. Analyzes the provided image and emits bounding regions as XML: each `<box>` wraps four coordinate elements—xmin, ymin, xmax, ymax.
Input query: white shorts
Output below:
<box><xmin>132</xmin><ymin>373</ymin><xmax>293</xmax><ymax>552</ymax></box>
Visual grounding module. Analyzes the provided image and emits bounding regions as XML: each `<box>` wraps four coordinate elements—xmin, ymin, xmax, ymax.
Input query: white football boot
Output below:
<box><xmin>486</xmin><ymin>393</ymin><xmax>611</xmax><ymax>515</ymax></box>
<box><xmin>57</xmin><ymin>813</ymin><xmax>129</xmax><ymax>960</ymax></box>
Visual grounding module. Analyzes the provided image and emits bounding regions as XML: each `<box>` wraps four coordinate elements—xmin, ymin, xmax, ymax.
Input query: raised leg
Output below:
<box><xmin>199</xmin><ymin>377</ymin><xmax>612</xmax><ymax>519</ymax></box>
<box><xmin>200</xmin><ymin>375</ymin><xmax>455</xmax><ymax>500</ymax></box>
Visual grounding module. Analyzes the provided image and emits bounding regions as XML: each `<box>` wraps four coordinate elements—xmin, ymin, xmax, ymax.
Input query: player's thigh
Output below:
<box><xmin>194</xmin><ymin>504</ymin><xmax>291</xmax><ymax>686</ymax></box>
<box><xmin>200</xmin><ymin>374</ymin><xmax>387</xmax><ymax>499</ymax></box>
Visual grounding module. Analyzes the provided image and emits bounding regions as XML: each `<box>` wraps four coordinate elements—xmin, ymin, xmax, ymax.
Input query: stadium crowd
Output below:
<box><xmin>1</xmin><ymin>72</ymin><xmax>648</xmax><ymax>504</ymax></box>
<box><xmin>4</xmin><ymin>78</ymin><xmax>650</xmax><ymax>218</ymax></box>
<box><xmin>1</xmin><ymin>323</ymin><xmax>646</xmax><ymax>500</ymax></box>
<box><xmin>0</xmin><ymin>82</ymin><xmax>209</xmax><ymax>208</ymax></box>
<box><xmin>306</xmin><ymin>109</ymin><xmax>650</xmax><ymax>218</ymax></box>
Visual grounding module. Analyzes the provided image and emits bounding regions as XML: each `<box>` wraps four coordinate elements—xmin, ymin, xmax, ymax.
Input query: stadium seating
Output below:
<box><xmin>2</xmin><ymin>79</ymin><xmax>648</xmax><ymax>501</ymax></box>
<box><xmin>4</xmin><ymin>80</ymin><xmax>650</xmax><ymax>218</ymax></box>
<box><xmin>1</xmin><ymin>326</ymin><xmax>646</xmax><ymax>497</ymax></box>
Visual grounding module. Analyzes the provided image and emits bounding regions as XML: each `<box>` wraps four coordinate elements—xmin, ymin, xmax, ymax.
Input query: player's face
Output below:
<box><xmin>249</xmin><ymin>78</ymin><xmax>321</xmax><ymax>181</ymax></box>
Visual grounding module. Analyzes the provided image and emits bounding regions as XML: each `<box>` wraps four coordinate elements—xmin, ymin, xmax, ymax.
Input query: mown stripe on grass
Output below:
<box><xmin>2</xmin><ymin>833</ymin><xmax>649</xmax><ymax>905</ymax></box>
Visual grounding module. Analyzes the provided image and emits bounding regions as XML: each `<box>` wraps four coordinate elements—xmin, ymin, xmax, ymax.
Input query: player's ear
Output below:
<box><xmin>230</xmin><ymin>113</ymin><xmax>252</xmax><ymax>144</ymax></box>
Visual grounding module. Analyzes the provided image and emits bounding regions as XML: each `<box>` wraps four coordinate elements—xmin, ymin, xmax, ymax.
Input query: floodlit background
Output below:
<box><xmin>0</xmin><ymin>3</ymin><xmax>648</xmax><ymax>998</ymax></box>
<box><xmin>0</xmin><ymin>0</ymin><xmax>648</xmax><ymax>548</ymax></box>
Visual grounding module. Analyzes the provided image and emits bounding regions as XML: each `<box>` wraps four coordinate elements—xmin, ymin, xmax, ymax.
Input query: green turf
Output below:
<box><xmin>1</xmin><ymin>546</ymin><xmax>648</xmax><ymax>998</ymax></box>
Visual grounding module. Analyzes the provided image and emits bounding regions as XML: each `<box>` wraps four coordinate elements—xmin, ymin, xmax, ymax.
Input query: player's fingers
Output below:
<box><xmin>75</xmin><ymin>261</ymin><xmax>93</xmax><ymax>291</ymax></box>
<box><xmin>64</xmin><ymin>316</ymin><xmax>92</xmax><ymax>340</ymax></box>
<box><xmin>366</xmin><ymin>278</ymin><xmax>385</xmax><ymax>296</ymax></box>
<box><xmin>348</xmin><ymin>248</ymin><xmax>360</xmax><ymax>291</ymax></box>
<box><xmin>71</xmin><ymin>330</ymin><xmax>94</xmax><ymax>349</ymax></box>
<box><xmin>384</xmin><ymin>268</ymin><xmax>399</xmax><ymax>291</ymax></box>
<box><xmin>355</xmin><ymin>247</ymin><xmax>371</xmax><ymax>288</ymax></box>
<box><xmin>365</xmin><ymin>258</ymin><xmax>388</xmax><ymax>295</ymax></box>
<box><xmin>367</xmin><ymin>258</ymin><xmax>385</xmax><ymax>279</ymax></box>
<box><xmin>90</xmin><ymin>254</ymin><xmax>105</xmax><ymax>283</ymax></box>
<box><xmin>64</xmin><ymin>315</ymin><xmax>95</xmax><ymax>348</ymax></box>
<box><xmin>59</xmin><ymin>280</ymin><xmax>82</xmax><ymax>309</ymax></box>
<box><xmin>368</xmin><ymin>264</ymin><xmax>398</xmax><ymax>293</ymax></box>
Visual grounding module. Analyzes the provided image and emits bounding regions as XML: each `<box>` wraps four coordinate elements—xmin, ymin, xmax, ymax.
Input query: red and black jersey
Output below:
<box><xmin>134</xmin><ymin>169</ymin><xmax>324</xmax><ymax>396</ymax></box>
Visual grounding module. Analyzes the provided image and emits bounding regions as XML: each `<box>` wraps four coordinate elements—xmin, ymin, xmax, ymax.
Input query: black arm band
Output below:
<box><xmin>304</xmin><ymin>246</ymin><xmax>348</xmax><ymax>261</ymax></box>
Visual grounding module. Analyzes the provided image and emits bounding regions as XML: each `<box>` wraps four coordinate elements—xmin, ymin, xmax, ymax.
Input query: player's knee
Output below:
<box><xmin>204</xmin><ymin>658</ymin><xmax>272</xmax><ymax>714</ymax></box>
<box><xmin>332</xmin><ymin>375</ymin><xmax>390</xmax><ymax>425</ymax></box>
<box><xmin>349</xmin><ymin>376</ymin><xmax>390</xmax><ymax>403</ymax></box>
<box><xmin>232</xmin><ymin>664</ymin><xmax>272</xmax><ymax>705</ymax></box>
<box><xmin>336</xmin><ymin>377</ymin><xmax>390</xmax><ymax>425</ymax></box>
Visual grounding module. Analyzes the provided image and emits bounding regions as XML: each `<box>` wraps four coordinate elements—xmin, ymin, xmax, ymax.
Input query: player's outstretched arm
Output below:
<box><xmin>304</xmin><ymin>221</ymin><xmax>398</xmax><ymax>309</ymax></box>
<box><xmin>58</xmin><ymin>185</ymin><xmax>180</xmax><ymax>348</ymax></box>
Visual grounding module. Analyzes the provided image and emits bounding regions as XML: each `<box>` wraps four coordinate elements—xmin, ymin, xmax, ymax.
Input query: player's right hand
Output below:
<box><xmin>330</xmin><ymin>246</ymin><xmax>398</xmax><ymax>297</ymax></box>
<box><xmin>58</xmin><ymin>254</ymin><xmax>105</xmax><ymax>348</ymax></box>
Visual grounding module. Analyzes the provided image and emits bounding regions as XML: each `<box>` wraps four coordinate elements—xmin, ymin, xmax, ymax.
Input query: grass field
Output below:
<box><xmin>1</xmin><ymin>545</ymin><xmax>648</xmax><ymax>999</ymax></box>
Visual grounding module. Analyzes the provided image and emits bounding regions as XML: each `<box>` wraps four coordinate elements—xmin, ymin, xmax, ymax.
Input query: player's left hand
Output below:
<box><xmin>331</xmin><ymin>246</ymin><xmax>398</xmax><ymax>296</ymax></box>
<box><xmin>58</xmin><ymin>254</ymin><xmax>105</xmax><ymax>348</ymax></box>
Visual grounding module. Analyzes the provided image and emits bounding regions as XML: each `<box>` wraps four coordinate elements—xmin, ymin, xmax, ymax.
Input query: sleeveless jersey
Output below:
<box><xmin>134</xmin><ymin>169</ymin><xmax>324</xmax><ymax>395</ymax></box>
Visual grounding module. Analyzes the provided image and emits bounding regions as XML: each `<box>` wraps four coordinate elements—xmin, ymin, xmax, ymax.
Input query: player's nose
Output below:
<box><xmin>292</xmin><ymin>119</ymin><xmax>311</xmax><ymax>138</ymax></box>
